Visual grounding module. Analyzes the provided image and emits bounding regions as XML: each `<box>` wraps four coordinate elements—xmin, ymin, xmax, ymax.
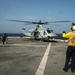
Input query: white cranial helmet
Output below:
<box><xmin>71</xmin><ymin>23</ymin><xmax>75</xmax><ymax>31</ymax></box>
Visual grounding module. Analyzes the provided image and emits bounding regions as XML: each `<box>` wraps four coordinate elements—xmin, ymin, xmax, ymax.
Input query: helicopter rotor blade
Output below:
<box><xmin>7</xmin><ymin>20</ymin><xmax>33</xmax><ymax>24</ymax></box>
<box><xmin>48</xmin><ymin>20</ymin><xmax>72</xmax><ymax>23</ymax></box>
<box><xmin>8</xmin><ymin>19</ymin><xmax>42</xmax><ymax>24</ymax></box>
<box><xmin>23</xmin><ymin>23</ymin><xmax>34</xmax><ymax>25</ymax></box>
<box><xmin>47</xmin><ymin>24</ymin><xmax>62</xmax><ymax>26</ymax></box>
<box><xmin>8</xmin><ymin>19</ymin><xmax>72</xmax><ymax>25</ymax></box>
<box><xmin>8</xmin><ymin>19</ymin><xmax>48</xmax><ymax>24</ymax></box>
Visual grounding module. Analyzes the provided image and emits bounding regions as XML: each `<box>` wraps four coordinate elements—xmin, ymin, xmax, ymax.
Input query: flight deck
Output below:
<box><xmin>0</xmin><ymin>37</ymin><xmax>75</xmax><ymax>75</ymax></box>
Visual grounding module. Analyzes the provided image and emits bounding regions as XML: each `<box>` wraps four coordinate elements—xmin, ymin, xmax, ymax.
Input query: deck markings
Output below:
<box><xmin>35</xmin><ymin>43</ymin><xmax>51</xmax><ymax>75</ymax></box>
<box><xmin>0</xmin><ymin>43</ymin><xmax>47</xmax><ymax>47</ymax></box>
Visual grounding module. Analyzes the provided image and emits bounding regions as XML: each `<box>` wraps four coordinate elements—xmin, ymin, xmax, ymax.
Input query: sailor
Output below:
<box><xmin>62</xmin><ymin>23</ymin><xmax>75</xmax><ymax>73</ymax></box>
<box><xmin>2</xmin><ymin>33</ymin><xmax>7</xmax><ymax>44</ymax></box>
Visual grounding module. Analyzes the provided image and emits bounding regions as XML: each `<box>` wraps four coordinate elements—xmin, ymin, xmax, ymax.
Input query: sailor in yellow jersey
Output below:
<box><xmin>62</xmin><ymin>23</ymin><xmax>75</xmax><ymax>73</ymax></box>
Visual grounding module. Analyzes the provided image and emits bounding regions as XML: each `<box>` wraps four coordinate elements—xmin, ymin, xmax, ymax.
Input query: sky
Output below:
<box><xmin>0</xmin><ymin>0</ymin><xmax>75</xmax><ymax>33</ymax></box>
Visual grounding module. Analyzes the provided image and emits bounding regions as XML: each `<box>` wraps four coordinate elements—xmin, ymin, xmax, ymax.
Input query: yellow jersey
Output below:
<box><xmin>62</xmin><ymin>32</ymin><xmax>75</xmax><ymax>46</ymax></box>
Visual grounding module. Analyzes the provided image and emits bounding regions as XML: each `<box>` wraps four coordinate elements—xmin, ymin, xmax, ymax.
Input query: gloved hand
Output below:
<box><xmin>63</xmin><ymin>31</ymin><xmax>66</xmax><ymax>33</ymax></box>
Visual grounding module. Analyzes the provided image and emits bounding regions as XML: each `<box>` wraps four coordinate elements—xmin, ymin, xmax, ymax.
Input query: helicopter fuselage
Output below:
<box><xmin>22</xmin><ymin>24</ymin><xmax>57</xmax><ymax>40</ymax></box>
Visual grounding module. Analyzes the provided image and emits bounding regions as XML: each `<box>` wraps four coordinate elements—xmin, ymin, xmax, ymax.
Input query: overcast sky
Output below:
<box><xmin>0</xmin><ymin>0</ymin><xmax>75</xmax><ymax>33</ymax></box>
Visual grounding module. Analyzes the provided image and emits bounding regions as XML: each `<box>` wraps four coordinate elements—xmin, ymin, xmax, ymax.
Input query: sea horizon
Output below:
<box><xmin>0</xmin><ymin>33</ymin><xmax>66</xmax><ymax>40</ymax></box>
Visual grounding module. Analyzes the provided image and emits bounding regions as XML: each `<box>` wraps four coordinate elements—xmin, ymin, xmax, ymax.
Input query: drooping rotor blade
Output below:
<box><xmin>8</xmin><ymin>20</ymin><xmax>33</xmax><ymax>24</ymax></box>
<box><xmin>8</xmin><ymin>19</ymin><xmax>72</xmax><ymax>25</ymax></box>
<box><xmin>48</xmin><ymin>24</ymin><xmax>62</xmax><ymax>26</ymax></box>
<box><xmin>8</xmin><ymin>19</ymin><xmax>48</xmax><ymax>24</ymax></box>
<box><xmin>23</xmin><ymin>23</ymin><xmax>34</xmax><ymax>25</ymax></box>
<box><xmin>48</xmin><ymin>20</ymin><xmax>72</xmax><ymax>23</ymax></box>
<box><xmin>8</xmin><ymin>19</ymin><xmax>41</xmax><ymax>24</ymax></box>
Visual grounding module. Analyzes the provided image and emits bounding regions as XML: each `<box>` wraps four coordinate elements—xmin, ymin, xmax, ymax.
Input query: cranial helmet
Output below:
<box><xmin>71</xmin><ymin>23</ymin><xmax>75</xmax><ymax>31</ymax></box>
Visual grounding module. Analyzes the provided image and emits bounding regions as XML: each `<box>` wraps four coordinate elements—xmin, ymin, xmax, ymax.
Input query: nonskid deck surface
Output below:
<box><xmin>0</xmin><ymin>37</ymin><xmax>74</xmax><ymax>75</ymax></box>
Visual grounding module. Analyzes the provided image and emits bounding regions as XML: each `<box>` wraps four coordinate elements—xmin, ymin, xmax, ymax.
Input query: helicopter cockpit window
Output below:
<box><xmin>47</xmin><ymin>28</ymin><xmax>51</xmax><ymax>33</ymax></box>
<box><xmin>51</xmin><ymin>30</ymin><xmax>53</xmax><ymax>32</ymax></box>
<box><xmin>47</xmin><ymin>28</ymin><xmax>53</xmax><ymax>33</ymax></box>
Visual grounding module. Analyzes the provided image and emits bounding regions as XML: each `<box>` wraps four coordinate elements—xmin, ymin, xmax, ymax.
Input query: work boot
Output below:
<box><xmin>71</xmin><ymin>69</ymin><xmax>74</xmax><ymax>73</ymax></box>
<box><xmin>63</xmin><ymin>68</ymin><xmax>68</xmax><ymax>72</ymax></box>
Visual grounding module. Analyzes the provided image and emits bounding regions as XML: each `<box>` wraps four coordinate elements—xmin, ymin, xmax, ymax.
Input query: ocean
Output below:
<box><xmin>0</xmin><ymin>33</ymin><xmax>66</xmax><ymax>40</ymax></box>
<box><xmin>0</xmin><ymin>33</ymin><xmax>24</xmax><ymax>37</ymax></box>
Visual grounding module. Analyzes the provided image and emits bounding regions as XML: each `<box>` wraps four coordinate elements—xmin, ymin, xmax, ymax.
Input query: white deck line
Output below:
<box><xmin>35</xmin><ymin>43</ymin><xmax>51</xmax><ymax>75</ymax></box>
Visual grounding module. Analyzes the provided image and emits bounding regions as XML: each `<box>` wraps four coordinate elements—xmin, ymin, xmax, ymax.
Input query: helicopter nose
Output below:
<box><xmin>53</xmin><ymin>33</ymin><xmax>57</xmax><ymax>37</ymax></box>
<box><xmin>47</xmin><ymin>33</ymin><xmax>57</xmax><ymax>39</ymax></box>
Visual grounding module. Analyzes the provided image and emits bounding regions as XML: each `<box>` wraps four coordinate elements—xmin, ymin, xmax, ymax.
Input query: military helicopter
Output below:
<box><xmin>8</xmin><ymin>19</ymin><xmax>71</xmax><ymax>41</ymax></box>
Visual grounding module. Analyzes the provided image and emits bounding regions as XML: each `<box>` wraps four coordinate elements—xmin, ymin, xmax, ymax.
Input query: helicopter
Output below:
<box><xmin>8</xmin><ymin>19</ymin><xmax>71</xmax><ymax>41</ymax></box>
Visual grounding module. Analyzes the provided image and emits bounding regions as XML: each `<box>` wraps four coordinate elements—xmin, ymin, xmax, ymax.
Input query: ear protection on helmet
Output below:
<box><xmin>71</xmin><ymin>23</ymin><xmax>75</xmax><ymax>31</ymax></box>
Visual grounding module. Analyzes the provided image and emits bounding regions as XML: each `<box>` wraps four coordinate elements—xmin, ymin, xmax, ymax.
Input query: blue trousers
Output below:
<box><xmin>64</xmin><ymin>46</ymin><xmax>75</xmax><ymax>71</ymax></box>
